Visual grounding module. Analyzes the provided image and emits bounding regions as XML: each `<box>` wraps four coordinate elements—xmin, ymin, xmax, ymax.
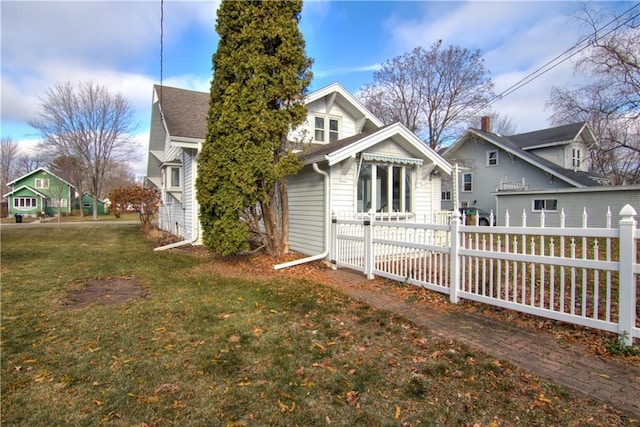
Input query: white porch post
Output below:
<box><xmin>618</xmin><ymin>204</ymin><xmax>637</xmax><ymax>346</ymax></box>
<box><xmin>449</xmin><ymin>209</ymin><xmax>461</xmax><ymax>303</ymax></box>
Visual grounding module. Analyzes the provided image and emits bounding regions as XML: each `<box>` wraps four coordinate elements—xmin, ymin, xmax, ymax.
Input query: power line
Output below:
<box><xmin>471</xmin><ymin>3</ymin><xmax>640</xmax><ymax>117</ymax></box>
<box><xmin>160</xmin><ymin>0</ymin><xmax>164</xmax><ymax>105</ymax></box>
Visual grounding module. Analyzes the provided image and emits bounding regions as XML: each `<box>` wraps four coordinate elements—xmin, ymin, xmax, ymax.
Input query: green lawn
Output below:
<box><xmin>0</xmin><ymin>225</ymin><xmax>631</xmax><ymax>425</ymax></box>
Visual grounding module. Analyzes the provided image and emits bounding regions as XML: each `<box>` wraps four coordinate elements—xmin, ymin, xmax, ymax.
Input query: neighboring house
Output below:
<box><xmin>494</xmin><ymin>185</ymin><xmax>640</xmax><ymax>228</ymax></box>
<box><xmin>145</xmin><ymin>83</ymin><xmax>452</xmax><ymax>255</ymax></box>
<box><xmin>74</xmin><ymin>193</ymin><xmax>107</xmax><ymax>216</ymax></box>
<box><xmin>441</xmin><ymin>119</ymin><xmax>608</xmax><ymax>222</ymax></box>
<box><xmin>3</xmin><ymin>168</ymin><xmax>76</xmax><ymax>217</ymax></box>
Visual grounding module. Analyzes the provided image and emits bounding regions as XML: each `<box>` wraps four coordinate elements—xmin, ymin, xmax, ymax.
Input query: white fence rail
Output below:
<box><xmin>331</xmin><ymin>206</ymin><xmax>639</xmax><ymax>346</ymax></box>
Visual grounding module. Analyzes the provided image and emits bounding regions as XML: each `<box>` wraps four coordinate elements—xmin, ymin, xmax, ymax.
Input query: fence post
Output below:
<box><xmin>618</xmin><ymin>204</ymin><xmax>637</xmax><ymax>346</ymax></box>
<box><xmin>364</xmin><ymin>214</ymin><xmax>374</xmax><ymax>280</ymax></box>
<box><xmin>330</xmin><ymin>214</ymin><xmax>337</xmax><ymax>270</ymax></box>
<box><xmin>449</xmin><ymin>209</ymin><xmax>461</xmax><ymax>303</ymax></box>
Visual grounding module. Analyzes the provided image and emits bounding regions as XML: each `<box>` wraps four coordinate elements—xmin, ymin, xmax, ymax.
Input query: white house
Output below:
<box><xmin>145</xmin><ymin>83</ymin><xmax>452</xmax><ymax>256</ymax></box>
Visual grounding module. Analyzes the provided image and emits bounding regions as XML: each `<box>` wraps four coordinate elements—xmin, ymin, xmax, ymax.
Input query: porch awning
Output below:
<box><xmin>361</xmin><ymin>153</ymin><xmax>423</xmax><ymax>166</ymax></box>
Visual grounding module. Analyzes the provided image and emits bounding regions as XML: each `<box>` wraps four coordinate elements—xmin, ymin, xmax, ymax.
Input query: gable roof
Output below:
<box><xmin>304</xmin><ymin>82</ymin><xmax>384</xmax><ymax>130</ymax></box>
<box><xmin>444</xmin><ymin>127</ymin><xmax>605</xmax><ymax>188</ymax></box>
<box><xmin>6</xmin><ymin>167</ymin><xmax>75</xmax><ymax>189</ymax></box>
<box><xmin>154</xmin><ymin>85</ymin><xmax>210</xmax><ymax>141</ymax></box>
<box><xmin>299</xmin><ymin>122</ymin><xmax>451</xmax><ymax>174</ymax></box>
<box><xmin>3</xmin><ymin>184</ymin><xmax>49</xmax><ymax>199</ymax></box>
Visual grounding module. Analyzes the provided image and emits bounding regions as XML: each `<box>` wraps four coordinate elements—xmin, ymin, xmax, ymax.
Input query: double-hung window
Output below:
<box><xmin>486</xmin><ymin>150</ymin><xmax>498</xmax><ymax>167</ymax></box>
<box><xmin>357</xmin><ymin>162</ymin><xmax>413</xmax><ymax>213</ymax></box>
<box><xmin>35</xmin><ymin>178</ymin><xmax>49</xmax><ymax>189</ymax></box>
<box><xmin>314</xmin><ymin>116</ymin><xmax>339</xmax><ymax>143</ymax></box>
<box><xmin>462</xmin><ymin>173</ymin><xmax>473</xmax><ymax>192</ymax></box>
<box><xmin>572</xmin><ymin>148</ymin><xmax>581</xmax><ymax>168</ymax></box>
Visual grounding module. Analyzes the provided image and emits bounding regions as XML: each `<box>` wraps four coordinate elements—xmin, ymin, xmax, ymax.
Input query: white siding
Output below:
<box><xmin>288</xmin><ymin>165</ymin><xmax>326</xmax><ymax>255</ymax></box>
<box><xmin>330</xmin><ymin>161</ymin><xmax>357</xmax><ymax>212</ymax></box>
<box><xmin>182</xmin><ymin>151</ymin><xmax>194</xmax><ymax>240</ymax></box>
<box><xmin>157</xmin><ymin>148</ymin><xmax>199</xmax><ymax>240</ymax></box>
<box><xmin>302</xmin><ymin>99</ymin><xmax>358</xmax><ymax>141</ymax></box>
<box><xmin>413</xmin><ymin>169</ymin><xmax>435</xmax><ymax>218</ymax></box>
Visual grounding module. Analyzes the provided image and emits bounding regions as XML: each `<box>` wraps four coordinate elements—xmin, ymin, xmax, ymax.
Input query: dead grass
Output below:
<box><xmin>1</xmin><ymin>225</ymin><xmax>636</xmax><ymax>425</ymax></box>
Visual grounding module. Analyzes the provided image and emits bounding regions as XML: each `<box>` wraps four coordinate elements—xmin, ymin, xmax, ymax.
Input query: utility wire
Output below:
<box><xmin>160</xmin><ymin>0</ymin><xmax>164</xmax><ymax>106</ymax></box>
<box><xmin>471</xmin><ymin>3</ymin><xmax>640</xmax><ymax>117</ymax></box>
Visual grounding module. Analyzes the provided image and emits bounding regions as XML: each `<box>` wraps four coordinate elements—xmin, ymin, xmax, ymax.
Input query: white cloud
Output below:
<box><xmin>380</xmin><ymin>1</ymin><xmax>585</xmax><ymax>132</ymax></box>
<box><xmin>1</xmin><ymin>0</ymin><xmax>216</xmax><ymax>134</ymax></box>
<box><xmin>314</xmin><ymin>64</ymin><xmax>382</xmax><ymax>79</ymax></box>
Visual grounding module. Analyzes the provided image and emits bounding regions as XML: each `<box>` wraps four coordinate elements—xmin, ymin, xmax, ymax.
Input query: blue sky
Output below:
<box><xmin>0</xmin><ymin>1</ymin><xmax>631</xmax><ymax>176</ymax></box>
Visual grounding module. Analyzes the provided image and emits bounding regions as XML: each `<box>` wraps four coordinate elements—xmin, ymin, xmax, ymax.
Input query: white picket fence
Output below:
<box><xmin>330</xmin><ymin>206</ymin><xmax>640</xmax><ymax>346</ymax></box>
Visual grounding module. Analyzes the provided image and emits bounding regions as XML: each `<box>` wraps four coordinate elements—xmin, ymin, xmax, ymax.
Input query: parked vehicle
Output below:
<box><xmin>459</xmin><ymin>207</ymin><xmax>495</xmax><ymax>226</ymax></box>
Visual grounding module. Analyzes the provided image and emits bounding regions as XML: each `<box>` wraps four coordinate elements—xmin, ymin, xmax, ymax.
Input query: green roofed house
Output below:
<box><xmin>3</xmin><ymin>168</ymin><xmax>76</xmax><ymax>218</ymax></box>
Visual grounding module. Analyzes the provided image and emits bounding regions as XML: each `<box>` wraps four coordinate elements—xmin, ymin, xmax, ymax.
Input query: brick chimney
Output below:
<box><xmin>481</xmin><ymin>116</ymin><xmax>491</xmax><ymax>132</ymax></box>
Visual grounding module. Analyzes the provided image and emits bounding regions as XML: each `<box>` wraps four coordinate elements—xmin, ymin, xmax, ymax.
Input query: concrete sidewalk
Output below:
<box><xmin>326</xmin><ymin>269</ymin><xmax>640</xmax><ymax>418</ymax></box>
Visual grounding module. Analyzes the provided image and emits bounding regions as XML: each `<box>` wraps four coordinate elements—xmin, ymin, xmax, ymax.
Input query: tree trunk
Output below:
<box><xmin>279</xmin><ymin>179</ymin><xmax>290</xmax><ymax>254</ymax></box>
<box><xmin>92</xmin><ymin>194</ymin><xmax>99</xmax><ymax>220</ymax></box>
<box><xmin>260</xmin><ymin>178</ymin><xmax>290</xmax><ymax>258</ymax></box>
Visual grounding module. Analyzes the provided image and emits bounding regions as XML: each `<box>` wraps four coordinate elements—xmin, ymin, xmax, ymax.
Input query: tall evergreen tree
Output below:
<box><xmin>196</xmin><ymin>0</ymin><xmax>313</xmax><ymax>256</ymax></box>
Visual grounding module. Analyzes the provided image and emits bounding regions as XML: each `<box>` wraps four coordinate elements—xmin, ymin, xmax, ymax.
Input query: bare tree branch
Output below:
<box><xmin>359</xmin><ymin>41</ymin><xmax>495</xmax><ymax>149</ymax></box>
<box><xmin>30</xmin><ymin>81</ymin><xmax>138</xmax><ymax>219</ymax></box>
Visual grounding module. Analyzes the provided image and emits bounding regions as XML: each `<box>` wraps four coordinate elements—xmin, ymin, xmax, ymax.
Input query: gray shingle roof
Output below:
<box><xmin>155</xmin><ymin>85</ymin><xmax>210</xmax><ymax>140</ymax></box>
<box><xmin>508</xmin><ymin>122</ymin><xmax>586</xmax><ymax>148</ymax></box>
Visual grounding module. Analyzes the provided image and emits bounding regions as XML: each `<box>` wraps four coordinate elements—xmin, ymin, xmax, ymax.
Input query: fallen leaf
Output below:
<box><xmin>597</xmin><ymin>373</ymin><xmax>610</xmax><ymax>380</ymax></box>
<box><xmin>394</xmin><ymin>405</ymin><xmax>401</xmax><ymax>419</ymax></box>
<box><xmin>537</xmin><ymin>392</ymin><xmax>553</xmax><ymax>404</ymax></box>
<box><xmin>345</xmin><ymin>391</ymin><xmax>360</xmax><ymax>407</ymax></box>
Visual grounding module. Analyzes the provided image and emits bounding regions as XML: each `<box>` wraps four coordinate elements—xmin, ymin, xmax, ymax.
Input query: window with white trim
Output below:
<box><xmin>357</xmin><ymin>163</ymin><xmax>412</xmax><ymax>213</ymax></box>
<box><xmin>462</xmin><ymin>173</ymin><xmax>473</xmax><ymax>192</ymax></box>
<box><xmin>14</xmin><ymin>197</ymin><xmax>37</xmax><ymax>208</ymax></box>
<box><xmin>35</xmin><ymin>178</ymin><xmax>49</xmax><ymax>189</ymax></box>
<box><xmin>486</xmin><ymin>150</ymin><xmax>498</xmax><ymax>167</ymax></box>
<box><xmin>314</xmin><ymin>116</ymin><xmax>339</xmax><ymax>143</ymax></box>
<box><xmin>532</xmin><ymin>199</ymin><xmax>558</xmax><ymax>212</ymax></box>
<box><xmin>164</xmin><ymin>166</ymin><xmax>182</xmax><ymax>190</ymax></box>
<box><xmin>572</xmin><ymin>148</ymin><xmax>581</xmax><ymax>168</ymax></box>
<box><xmin>441</xmin><ymin>190</ymin><xmax>451</xmax><ymax>201</ymax></box>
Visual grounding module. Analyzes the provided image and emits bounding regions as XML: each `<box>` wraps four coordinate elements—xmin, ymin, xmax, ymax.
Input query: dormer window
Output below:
<box><xmin>572</xmin><ymin>148</ymin><xmax>581</xmax><ymax>168</ymax></box>
<box><xmin>314</xmin><ymin>116</ymin><xmax>339</xmax><ymax>143</ymax></box>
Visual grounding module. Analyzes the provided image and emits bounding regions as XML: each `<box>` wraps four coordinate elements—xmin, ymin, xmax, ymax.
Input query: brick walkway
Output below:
<box><xmin>325</xmin><ymin>268</ymin><xmax>640</xmax><ymax>418</ymax></box>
